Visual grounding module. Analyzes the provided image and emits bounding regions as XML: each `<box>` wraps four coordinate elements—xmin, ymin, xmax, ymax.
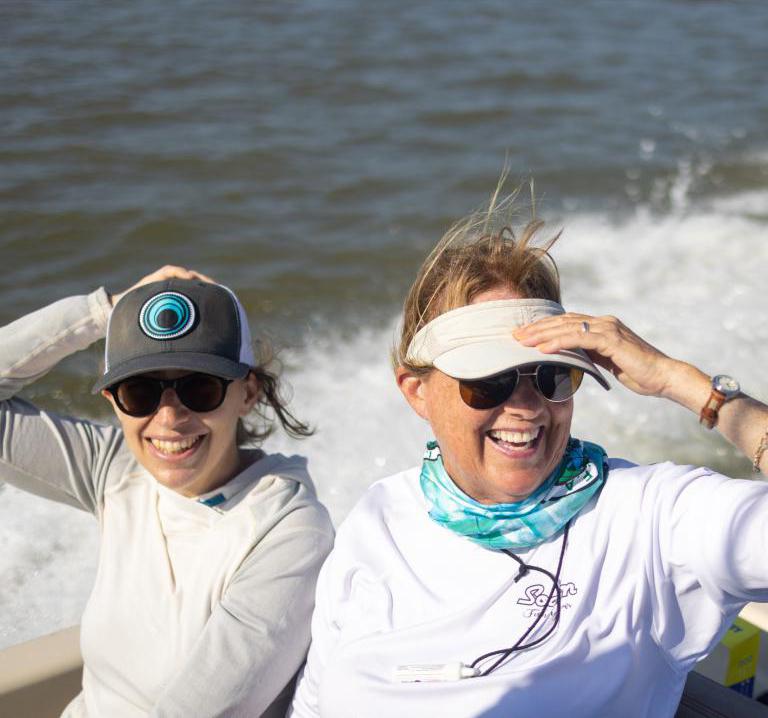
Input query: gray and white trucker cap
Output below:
<box><xmin>93</xmin><ymin>278</ymin><xmax>255</xmax><ymax>392</ymax></box>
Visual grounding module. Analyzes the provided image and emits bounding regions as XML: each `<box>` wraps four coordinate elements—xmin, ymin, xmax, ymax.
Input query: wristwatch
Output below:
<box><xmin>699</xmin><ymin>374</ymin><xmax>740</xmax><ymax>429</ymax></box>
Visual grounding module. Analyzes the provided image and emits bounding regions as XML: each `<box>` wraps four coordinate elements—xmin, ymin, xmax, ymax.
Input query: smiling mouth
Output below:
<box><xmin>148</xmin><ymin>435</ymin><xmax>204</xmax><ymax>456</ymax></box>
<box><xmin>487</xmin><ymin>427</ymin><xmax>542</xmax><ymax>451</ymax></box>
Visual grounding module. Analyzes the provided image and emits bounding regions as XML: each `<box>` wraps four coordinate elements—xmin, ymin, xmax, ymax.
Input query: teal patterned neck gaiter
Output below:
<box><xmin>419</xmin><ymin>437</ymin><xmax>608</xmax><ymax>550</ymax></box>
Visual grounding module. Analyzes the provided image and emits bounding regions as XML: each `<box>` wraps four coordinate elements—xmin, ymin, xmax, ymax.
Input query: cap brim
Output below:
<box><xmin>92</xmin><ymin>353</ymin><xmax>251</xmax><ymax>393</ymax></box>
<box><xmin>433</xmin><ymin>339</ymin><xmax>611</xmax><ymax>390</ymax></box>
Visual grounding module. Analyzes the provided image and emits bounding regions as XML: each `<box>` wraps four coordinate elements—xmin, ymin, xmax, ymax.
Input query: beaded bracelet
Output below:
<box><xmin>753</xmin><ymin>429</ymin><xmax>768</xmax><ymax>472</ymax></box>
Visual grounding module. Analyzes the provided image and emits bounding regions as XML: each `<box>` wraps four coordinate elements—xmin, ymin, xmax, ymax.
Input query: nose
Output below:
<box><xmin>152</xmin><ymin>388</ymin><xmax>190</xmax><ymax>424</ymax></box>
<box><xmin>502</xmin><ymin>375</ymin><xmax>545</xmax><ymax>415</ymax></box>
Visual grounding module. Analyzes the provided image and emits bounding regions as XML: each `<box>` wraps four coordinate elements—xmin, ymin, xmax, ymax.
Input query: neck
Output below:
<box><xmin>179</xmin><ymin>446</ymin><xmax>249</xmax><ymax>498</ymax></box>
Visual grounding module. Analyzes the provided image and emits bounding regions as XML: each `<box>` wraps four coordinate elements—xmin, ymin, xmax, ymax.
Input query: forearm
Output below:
<box><xmin>0</xmin><ymin>287</ymin><xmax>120</xmax><ymax>511</ymax></box>
<box><xmin>152</xmin><ymin>520</ymin><xmax>334</xmax><ymax>718</ymax></box>
<box><xmin>0</xmin><ymin>288</ymin><xmax>111</xmax><ymax>399</ymax></box>
<box><xmin>660</xmin><ymin>359</ymin><xmax>768</xmax><ymax>473</ymax></box>
<box><xmin>150</xmin><ymin>601</ymin><xmax>311</xmax><ymax>718</ymax></box>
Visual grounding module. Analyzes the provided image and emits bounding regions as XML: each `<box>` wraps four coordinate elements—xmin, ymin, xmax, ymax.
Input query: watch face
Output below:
<box><xmin>713</xmin><ymin>374</ymin><xmax>740</xmax><ymax>396</ymax></box>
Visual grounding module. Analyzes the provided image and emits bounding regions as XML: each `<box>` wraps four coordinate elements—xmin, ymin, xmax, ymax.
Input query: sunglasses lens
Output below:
<box><xmin>458</xmin><ymin>365</ymin><xmax>585</xmax><ymax>409</ymax></box>
<box><xmin>111</xmin><ymin>374</ymin><xmax>229</xmax><ymax>417</ymax></box>
<box><xmin>176</xmin><ymin>374</ymin><xmax>228</xmax><ymax>413</ymax></box>
<box><xmin>114</xmin><ymin>377</ymin><xmax>162</xmax><ymax>417</ymax></box>
<box><xmin>536</xmin><ymin>365</ymin><xmax>584</xmax><ymax>402</ymax></box>
<box><xmin>459</xmin><ymin>372</ymin><xmax>519</xmax><ymax>410</ymax></box>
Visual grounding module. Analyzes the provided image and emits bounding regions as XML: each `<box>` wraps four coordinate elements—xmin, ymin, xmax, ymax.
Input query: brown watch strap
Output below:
<box><xmin>699</xmin><ymin>389</ymin><xmax>726</xmax><ymax>429</ymax></box>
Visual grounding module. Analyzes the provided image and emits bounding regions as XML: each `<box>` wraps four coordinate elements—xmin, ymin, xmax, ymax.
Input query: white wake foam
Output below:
<box><xmin>1</xmin><ymin>201</ymin><xmax>766</xmax><ymax>648</ymax></box>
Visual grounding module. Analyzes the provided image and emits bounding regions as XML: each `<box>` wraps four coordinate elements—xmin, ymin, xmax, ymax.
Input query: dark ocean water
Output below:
<box><xmin>1</xmin><ymin>0</ymin><xmax>767</xmax><ymax>646</ymax></box>
<box><xmin>3</xmin><ymin>0</ymin><xmax>767</xmax><ymax>318</ymax></box>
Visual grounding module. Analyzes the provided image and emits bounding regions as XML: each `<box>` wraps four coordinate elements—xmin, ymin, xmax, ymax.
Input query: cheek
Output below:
<box><xmin>551</xmin><ymin>403</ymin><xmax>574</xmax><ymax>441</ymax></box>
<box><xmin>115</xmin><ymin>415</ymin><xmax>145</xmax><ymax>451</ymax></box>
<box><xmin>204</xmin><ymin>402</ymin><xmax>243</xmax><ymax>446</ymax></box>
<box><xmin>443</xmin><ymin>412</ymin><xmax>482</xmax><ymax>443</ymax></box>
<box><xmin>426</xmin><ymin>398</ymin><xmax>485</xmax><ymax>456</ymax></box>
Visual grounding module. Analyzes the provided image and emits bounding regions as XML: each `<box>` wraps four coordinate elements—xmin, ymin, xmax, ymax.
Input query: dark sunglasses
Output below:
<box><xmin>106</xmin><ymin>373</ymin><xmax>233</xmax><ymax>417</ymax></box>
<box><xmin>458</xmin><ymin>364</ymin><xmax>584</xmax><ymax>410</ymax></box>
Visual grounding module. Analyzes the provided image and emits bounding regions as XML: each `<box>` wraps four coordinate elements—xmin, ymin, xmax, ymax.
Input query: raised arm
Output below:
<box><xmin>514</xmin><ymin>313</ymin><xmax>768</xmax><ymax>473</ymax></box>
<box><xmin>0</xmin><ymin>287</ymin><xmax>119</xmax><ymax>511</ymax></box>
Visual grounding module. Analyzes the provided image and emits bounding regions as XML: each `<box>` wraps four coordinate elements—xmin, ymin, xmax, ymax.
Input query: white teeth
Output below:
<box><xmin>488</xmin><ymin>427</ymin><xmax>541</xmax><ymax>444</ymax></box>
<box><xmin>150</xmin><ymin>436</ymin><xmax>201</xmax><ymax>455</ymax></box>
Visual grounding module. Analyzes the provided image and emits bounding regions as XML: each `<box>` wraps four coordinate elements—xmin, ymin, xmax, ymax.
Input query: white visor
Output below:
<box><xmin>406</xmin><ymin>298</ymin><xmax>610</xmax><ymax>389</ymax></box>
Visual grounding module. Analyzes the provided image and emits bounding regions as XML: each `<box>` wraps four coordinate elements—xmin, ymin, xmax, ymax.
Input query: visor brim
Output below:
<box><xmin>433</xmin><ymin>339</ymin><xmax>610</xmax><ymax>390</ymax></box>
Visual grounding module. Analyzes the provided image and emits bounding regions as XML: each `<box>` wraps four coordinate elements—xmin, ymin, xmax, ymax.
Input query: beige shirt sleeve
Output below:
<box><xmin>0</xmin><ymin>288</ymin><xmax>126</xmax><ymax>514</ymax></box>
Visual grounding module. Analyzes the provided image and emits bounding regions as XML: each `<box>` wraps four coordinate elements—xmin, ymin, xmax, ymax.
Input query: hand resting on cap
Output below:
<box><xmin>110</xmin><ymin>265</ymin><xmax>216</xmax><ymax>307</ymax></box>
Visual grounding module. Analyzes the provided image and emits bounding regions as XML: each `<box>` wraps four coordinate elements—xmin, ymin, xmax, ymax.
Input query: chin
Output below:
<box><xmin>493</xmin><ymin>472</ymin><xmax>550</xmax><ymax>502</ymax></box>
<box><xmin>150</xmin><ymin>468</ymin><xmax>199</xmax><ymax>494</ymax></box>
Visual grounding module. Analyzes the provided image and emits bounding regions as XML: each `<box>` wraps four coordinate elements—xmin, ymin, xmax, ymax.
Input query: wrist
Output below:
<box><xmin>658</xmin><ymin>360</ymin><xmax>711</xmax><ymax>413</ymax></box>
<box><xmin>89</xmin><ymin>287</ymin><xmax>113</xmax><ymax>334</ymax></box>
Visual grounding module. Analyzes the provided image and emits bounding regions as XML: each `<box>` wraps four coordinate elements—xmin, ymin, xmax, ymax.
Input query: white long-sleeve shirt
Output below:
<box><xmin>0</xmin><ymin>289</ymin><xmax>334</xmax><ymax>717</ymax></box>
<box><xmin>291</xmin><ymin>460</ymin><xmax>768</xmax><ymax>718</ymax></box>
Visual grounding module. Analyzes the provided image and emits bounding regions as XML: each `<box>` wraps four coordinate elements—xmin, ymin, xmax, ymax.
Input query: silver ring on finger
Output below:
<box><xmin>580</xmin><ymin>321</ymin><xmax>590</xmax><ymax>334</ymax></box>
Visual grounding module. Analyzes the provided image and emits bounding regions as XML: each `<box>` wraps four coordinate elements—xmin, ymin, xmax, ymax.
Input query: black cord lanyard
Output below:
<box><xmin>469</xmin><ymin>521</ymin><xmax>571</xmax><ymax>677</ymax></box>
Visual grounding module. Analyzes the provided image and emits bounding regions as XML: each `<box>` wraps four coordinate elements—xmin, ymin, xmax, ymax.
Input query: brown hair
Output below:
<box><xmin>237</xmin><ymin>340</ymin><xmax>313</xmax><ymax>445</ymax></box>
<box><xmin>395</xmin><ymin>181</ymin><xmax>562</xmax><ymax>374</ymax></box>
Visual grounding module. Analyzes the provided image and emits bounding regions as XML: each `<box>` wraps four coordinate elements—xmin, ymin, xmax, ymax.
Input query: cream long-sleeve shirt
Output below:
<box><xmin>0</xmin><ymin>289</ymin><xmax>334</xmax><ymax>717</ymax></box>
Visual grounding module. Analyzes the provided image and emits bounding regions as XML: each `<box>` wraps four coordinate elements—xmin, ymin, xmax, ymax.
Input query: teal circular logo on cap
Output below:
<box><xmin>139</xmin><ymin>291</ymin><xmax>196</xmax><ymax>340</ymax></box>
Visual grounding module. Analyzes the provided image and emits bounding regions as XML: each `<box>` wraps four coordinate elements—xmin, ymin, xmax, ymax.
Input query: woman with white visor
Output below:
<box><xmin>291</xmin><ymin>193</ymin><xmax>768</xmax><ymax>717</ymax></box>
<box><xmin>0</xmin><ymin>266</ymin><xmax>333</xmax><ymax>717</ymax></box>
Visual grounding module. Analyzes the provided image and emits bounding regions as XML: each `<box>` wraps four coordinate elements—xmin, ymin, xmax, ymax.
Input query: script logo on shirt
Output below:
<box><xmin>516</xmin><ymin>580</ymin><xmax>578</xmax><ymax>618</ymax></box>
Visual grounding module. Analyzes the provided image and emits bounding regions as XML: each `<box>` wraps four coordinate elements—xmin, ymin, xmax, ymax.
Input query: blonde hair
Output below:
<box><xmin>395</xmin><ymin>181</ymin><xmax>562</xmax><ymax>374</ymax></box>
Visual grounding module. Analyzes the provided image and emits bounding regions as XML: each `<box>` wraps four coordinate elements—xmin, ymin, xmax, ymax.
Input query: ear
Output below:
<box><xmin>396</xmin><ymin>366</ymin><xmax>430</xmax><ymax>421</ymax></box>
<box><xmin>239</xmin><ymin>371</ymin><xmax>261</xmax><ymax>416</ymax></box>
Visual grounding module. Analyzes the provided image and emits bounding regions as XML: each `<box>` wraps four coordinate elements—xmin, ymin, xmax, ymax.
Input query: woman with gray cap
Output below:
<box><xmin>290</xmin><ymin>194</ymin><xmax>768</xmax><ymax>718</ymax></box>
<box><xmin>0</xmin><ymin>266</ymin><xmax>333</xmax><ymax>717</ymax></box>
